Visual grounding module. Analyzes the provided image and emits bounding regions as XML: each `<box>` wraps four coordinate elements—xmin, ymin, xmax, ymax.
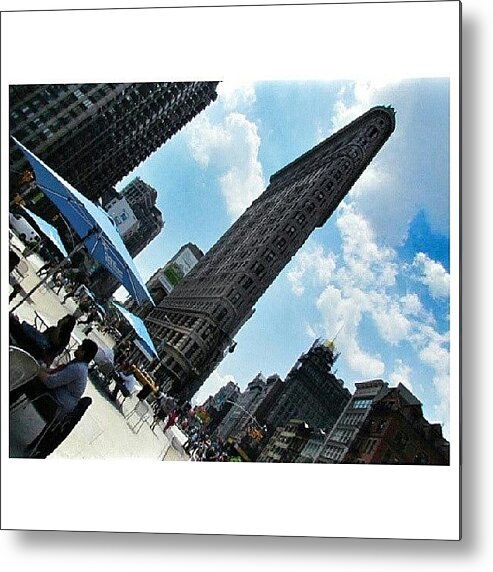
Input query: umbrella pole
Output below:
<box><xmin>9</xmin><ymin>242</ymin><xmax>86</xmax><ymax>313</ymax></box>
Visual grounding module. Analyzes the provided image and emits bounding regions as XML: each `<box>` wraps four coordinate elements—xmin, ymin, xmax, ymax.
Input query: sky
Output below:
<box><xmin>115</xmin><ymin>78</ymin><xmax>451</xmax><ymax>437</ymax></box>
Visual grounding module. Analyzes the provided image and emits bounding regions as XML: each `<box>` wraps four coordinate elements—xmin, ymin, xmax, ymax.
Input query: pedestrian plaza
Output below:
<box><xmin>8</xmin><ymin>233</ymin><xmax>189</xmax><ymax>462</ymax></box>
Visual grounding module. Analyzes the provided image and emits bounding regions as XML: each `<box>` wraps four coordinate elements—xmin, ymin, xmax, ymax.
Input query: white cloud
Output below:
<box><xmin>217</xmin><ymin>81</ymin><xmax>256</xmax><ymax>111</ymax></box>
<box><xmin>400</xmin><ymin>292</ymin><xmax>424</xmax><ymax>317</ymax></box>
<box><xmin>286</xmin><ymin>242</ymin><xmax>337</xmax><ymax>296</ymax></box>
<box><xmin>389</xmin><ymin>360</ymin><xmax>414</xmax><ymax>393</ymax></box>
<box><xmin>315</xmin><ymin>284</ymin><xmax>385</xmax><ymax>378</ymax></box>
<box><xmin>331</xmin><ymin>80</ymin><xmax>397</xmax><ymax>131</ymax></box>
<box><xmin>344</xmin><ymin>334</ymin><xmax>385</xmax><ymax>378</ymax></box>
<box><xmin>186</xmin><ymin>112</ymin><xmax>266</xmax><ymax>219</ymax></box>
<box><xmin>336</xmin><ymin>204</ymin><xmax>398</xmax><ymax>288</ymax></box>
<box><xmin>305</xmin><ymin>323</ymin><xmax>318</xmax><ymax>340</ymax></box>
<box><xmin>419</xmin><ymin>337</ymin><xmax>450</xmax><ymax>430</ymax></box>
<box><xmin>193</xmin><ymin>370</ymin><xmax>238</xmax><ymax>406</ymax></box>
<box><xmin>413</xmin><ymin>252</ymin><xmax>450</xmax><ymax>299</ymax></box>
<box><xmin>368</xmin><ymin>292</ymin><xmax>412</xmax><ymax>345</ymax></box>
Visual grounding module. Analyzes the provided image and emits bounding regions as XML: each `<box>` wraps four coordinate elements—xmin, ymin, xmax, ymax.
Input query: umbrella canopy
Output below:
<box><xmin>13</xmin><ymin>138</ymin><xmax>154</xmax><ymax>306</ymax></box>
<box><xmin>112</xmin><ymin>302</ymin><xmax>159</xmax><ymax>360</ymax></box>
<box><xmin>20</xmin><ymin>206</ymin><xmax>69</xmax><ymax>257</ymax></box>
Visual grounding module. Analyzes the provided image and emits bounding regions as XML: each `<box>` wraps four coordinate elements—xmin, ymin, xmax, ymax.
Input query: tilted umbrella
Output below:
<box><xmin>20</xmin><ymin>206</ymin><xmax>68</xmax><ymax>257</ymax></box>
<box><xmin>112</xmin><ymin>302</ymin><xmax>159</xmax><ymax>360</ymax></box>
<box><xmin>12</xmin><ymin>138</ymin><xmax>154</xmax><ymax>307</ymax></box>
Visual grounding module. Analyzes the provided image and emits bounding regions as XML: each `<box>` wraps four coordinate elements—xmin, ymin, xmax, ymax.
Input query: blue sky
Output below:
<box><xmin>115</xmin><ymin>79</ymin><xmax>451</xmax><ymax>437</ymax></box>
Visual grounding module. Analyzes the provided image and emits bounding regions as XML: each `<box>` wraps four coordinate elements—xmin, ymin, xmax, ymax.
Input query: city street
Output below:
<box><xmin>9</xmin><ymin>235</ymin><xmax>188</xmax><ymax>462</ymax></box>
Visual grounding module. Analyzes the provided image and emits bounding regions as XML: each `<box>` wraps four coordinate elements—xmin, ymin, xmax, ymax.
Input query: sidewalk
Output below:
<box><xmin>8</xmin><ymin>240</ymin><xmax>189</xmax><ymax>462</ymax></box>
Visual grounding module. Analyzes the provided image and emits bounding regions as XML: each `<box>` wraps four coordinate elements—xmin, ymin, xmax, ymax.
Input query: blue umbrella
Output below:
<box><xmin>21</xmin><ymin>206</ymin><xmax>69</xmax><ymax>257</ymax></box>
<box><xmin>112</xmin><ymin>302</ymin><xmax>159</xmax><ymax>359</ymax></box>
<box><xmin>13</xmin><ymin>138</ymin><xmax>153</xmax><ymax>306</ymax></box>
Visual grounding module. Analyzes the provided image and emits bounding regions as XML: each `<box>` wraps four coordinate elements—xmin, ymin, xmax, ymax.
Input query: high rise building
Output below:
<box><xmin>130</xmin><ymin>241</ymin><xmax>204</xmax><ymax>318</ymax></box>
<box><xmin>89</xmin><ymin>178</ymin><xmax>165</xmax><ymax>299</ymax></box>
<box><xmin>116</xmin><ymin>177</ymin><xmax>164</xmax><ymax>257</ymax></box>
<box><xmin>121</xmin><ymin>242</ymin><xmax>204</xmax><ymax>369</ymax></box>
<box><xmin>215</xmin><ymin>373</ymin><xmax>268</xmax><ymax>442</ymax></box>
<box><xmin>143</xmin><ymin>106</ymin><xmax>396</xmax><ymax>401</ymax></box>
<box><xmin>9</xmin><ymin>82</ymin><xmax>219</xmax><ymax>202</ymax></box>
<box><xmin>264</xmin><ymin>339</ymin><xmax>351</xmax><ymax>432</ymax></box>
<box><xmin>208</xmin><ymin>380</ymin><xmax>241</xmax><ymax>410</ymax></box>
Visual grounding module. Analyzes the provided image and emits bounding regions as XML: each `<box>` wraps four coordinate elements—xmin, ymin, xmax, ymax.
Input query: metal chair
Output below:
<box><xmin>27</xmin><ymin>396</ymin><xmax>93</xmax><ymax>459</ymax></box>
<box><xmin>12</xmin><ymin>258</ymin><xmax>29</xmax><ymax>283</ymax></box>
<box><xmin>33</xmin><ymin>311</ymin><xmax>49</xmax><ymax>331</ymax></box>
<box><xmin>125</xmin><ymin>399</ymin><xmax>153</xmax><ymax>433</ymax></box>
<box><xmin>9</xmin><ymin>346</ymin><xmax>40</xmax><ymax>393</ymax></box>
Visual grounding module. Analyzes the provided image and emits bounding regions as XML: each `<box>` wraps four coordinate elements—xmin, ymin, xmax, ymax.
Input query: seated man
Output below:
<box><xmin>20</xmin><ymin>339</ymin><xmax>98</xmax><ymax>455</ymax></box>
<box><xmin>19</xmin><ymin>339</ymin><xmax>99</xmax><ymax>420</ymax></box>
<box><xmin>109</xmin><ymin>362</ymin><xmax>137</xmax><ymax>402</ymax></box>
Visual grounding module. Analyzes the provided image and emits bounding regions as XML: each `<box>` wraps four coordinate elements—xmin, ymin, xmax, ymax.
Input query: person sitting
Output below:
<box><xmin>20</xmin><ymin>339</ymin><xmax>99</xmax><ymax>454</ymax></box>
<box><xmin>109</xmin><ymin>362</ymin><xmax>137</xmax><ymax>402</ymax></box>
<box><xmin>10</xmin><ymin>313</ymin><xmax>76</xmax><ymax>367</ymax></box>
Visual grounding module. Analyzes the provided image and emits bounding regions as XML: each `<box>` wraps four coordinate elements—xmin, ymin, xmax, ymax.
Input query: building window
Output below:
<box><xmin>185</xmin><ymin>343</ymin><xmax>200</xmax><ymax>359</ymax></box>
<box><xmin>284</xmin><ymin>224</ymin><xmax>297</xmax><ymax>237</ymax></box>
<box><xmin>275</xmin><ymin>236</ymin><xmax>287</xmax><ymax>251</ymax></box>
<box><xmin>366</xmin><ymin>126</ymin><xmax>379</xmax><ymax>138</ymax></box>
<box><xmin>263</xmin><ymin>248</ymin><xmax>276</xmax><ymax>263</ymax></box>
<box><xmin>352</xmin><ymin>399</ymin><xmax>372</xmax><ymax>409</ymax></box>
<box><xmin>228</xmin><ymin>290</ymin><xmax>241</xmax><ymax>304</ymax></box>
<box><xmin>239</xmin><ymin>275</ymin><xmax>253</xmax><ymax>291</ymax></box>
<box><xmin>251</xmin><ymin>261</ymin><xmax>265</xmax><ymax>277</ymax></box>
<box><xmin>201</xmin><ymin>326</ymin><xmax>212</xmax><ymax>340</ymax></box>
<box><xmin>304</xmin><ymin>200</ymin><xmax>315</xmax><ymax>213</ymax></box>
<box><xmin>214</xmin><ymin>306</ymin><xmax>228</xmax><ymax>321</ymax></box>
<box><xmin>294</xmin><ymin>212</ymin><xmax>306</xmax><ymax>226</ymax></box>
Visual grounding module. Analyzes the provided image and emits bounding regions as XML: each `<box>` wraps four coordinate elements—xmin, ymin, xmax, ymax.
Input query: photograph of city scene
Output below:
<box><xmin>7</xmin><ymin>80</ymin><xmax>451</xmax><ymax>465</ymax></box>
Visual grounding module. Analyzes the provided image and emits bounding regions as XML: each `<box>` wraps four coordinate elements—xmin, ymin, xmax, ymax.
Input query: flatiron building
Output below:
<box><xmin>144</xmin><ymin>106</ymin><xmax>396</xmax><ymax>402</ymax></box>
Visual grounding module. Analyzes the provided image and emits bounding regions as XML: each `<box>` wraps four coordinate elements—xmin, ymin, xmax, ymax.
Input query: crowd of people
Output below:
<box><xmin>183</xmin><ymin>427</ymin><xmax>236</xmax><ymax>462</ymax></box>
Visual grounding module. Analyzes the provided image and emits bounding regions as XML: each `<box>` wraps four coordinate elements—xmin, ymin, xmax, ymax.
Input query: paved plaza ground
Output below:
<box><xmin>8</xmin><ymin>235</ymin><xmax>189</xmax><ymax>462</ymax></box>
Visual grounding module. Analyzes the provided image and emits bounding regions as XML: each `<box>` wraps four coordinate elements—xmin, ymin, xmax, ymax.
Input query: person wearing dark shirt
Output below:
<box><xmin>10</xmin><ymin>313</ymin><xmax>76</xmax><ymax>366</ymax></box>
